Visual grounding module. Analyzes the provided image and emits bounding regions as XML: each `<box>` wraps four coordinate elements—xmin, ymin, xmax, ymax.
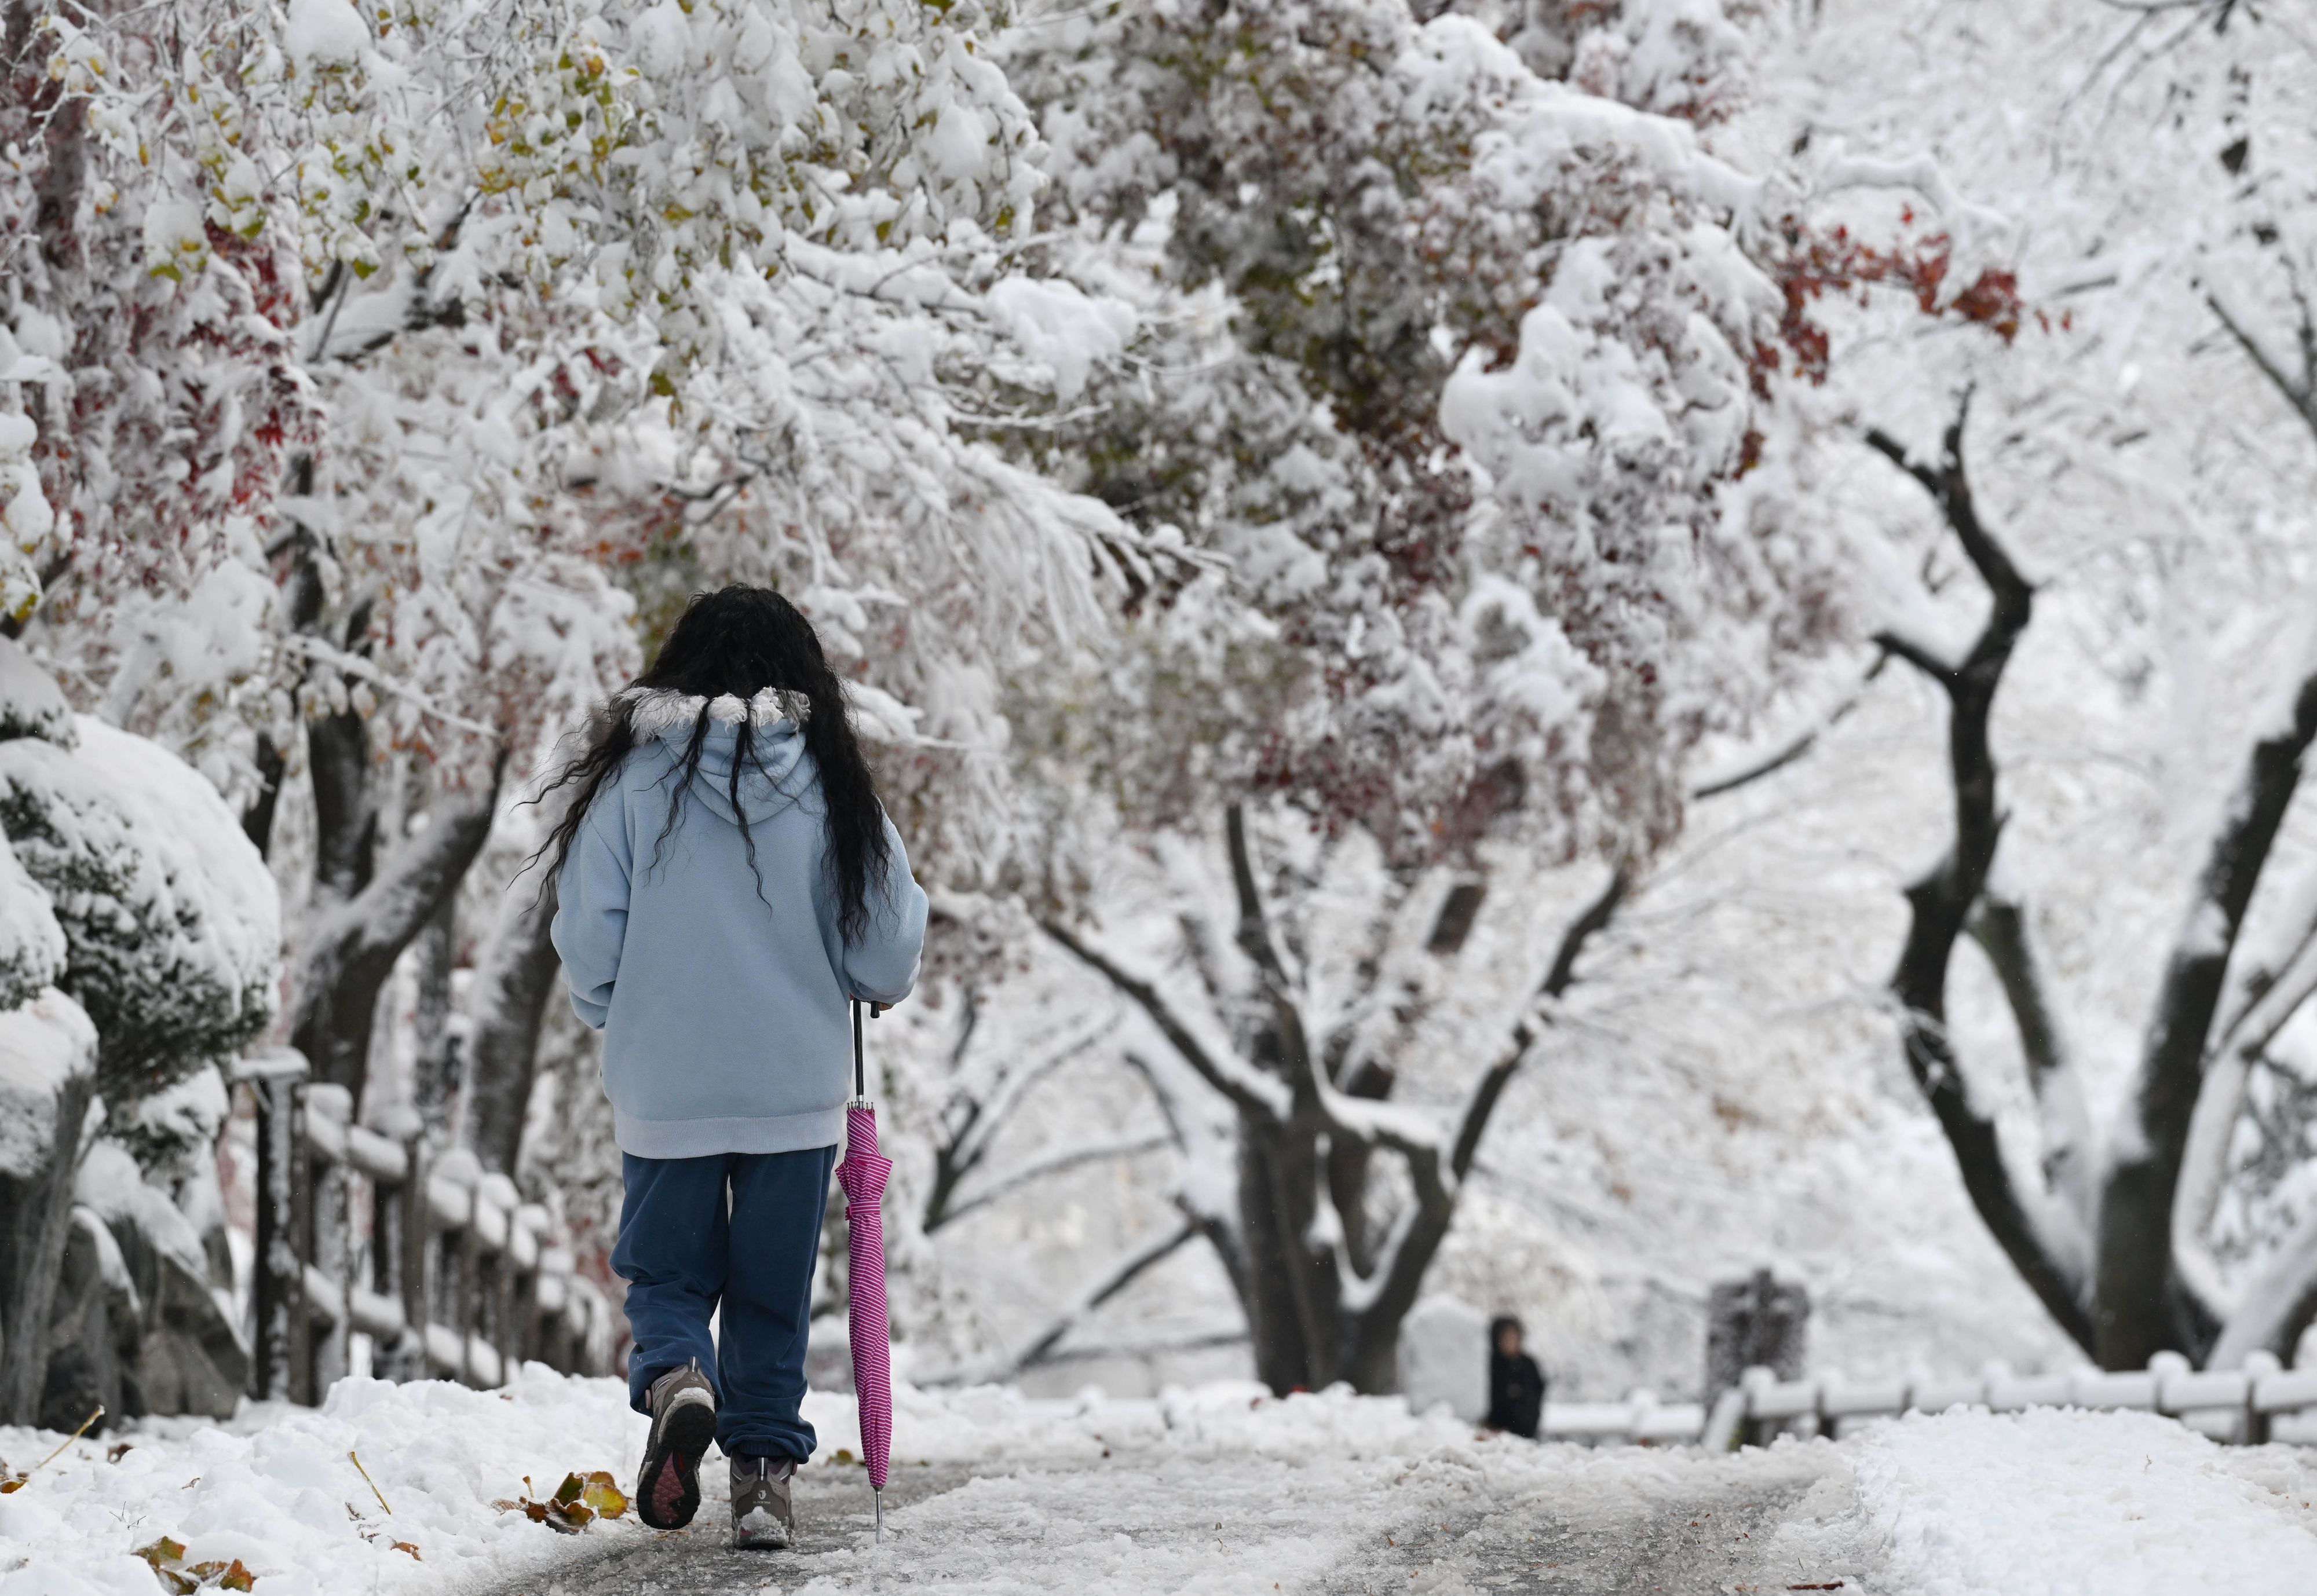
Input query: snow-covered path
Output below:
<box><xmin>15</xmin><ymin>1371</ymin><xmax>2317</xmax><ymax>1595</ymax></box>
<box><xmin>492</xmin><ymin>1447</ymin><xmax>1868</xmax><ymax>1596</ymax></box>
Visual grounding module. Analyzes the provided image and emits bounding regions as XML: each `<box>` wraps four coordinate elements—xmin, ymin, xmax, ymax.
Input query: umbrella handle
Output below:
<box><xmin>851</xmin><ymin>997</ymin><xmax>865</xmax><ymax>1102</ymax></box>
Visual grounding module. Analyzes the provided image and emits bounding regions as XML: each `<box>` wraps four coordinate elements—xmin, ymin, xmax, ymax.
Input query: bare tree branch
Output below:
<box><xmin>2208</xmin><ymin>287</ymin><xmax>2317</xmax><ymax>435</ymax></box>
<box><xmin>924</xmin><ymin>1003</ymin><xmax>1116</xmax><ymax>1233</ymax></box>
<box><xmin>1450</xmin><ymin>861</ymin><xmax>1631</xmax><ymax>1181</ymax></box>
<box><xmin>1225</xmin><ymin>803</ymin><xmax>1293</xmax><ymax>992</ymax></box>
<box><xmin>1040</xmin><ymin>918</ymin><xmax>1287</xmax><ymax>1121</ymax></box>
<box><xmin>1690</xmin><ymin>658</ymin><xmax>1886</xmax><ymax>801</ymax></box>
<box><xmin>930</xmin><ymin>1137</ymin><xmax>1174</xmax><ymax>1231</ymax></box>
<box><xmin>1872</xmin><ymin>629</ymin><xmax>1961</xmax><ymax>687</ymax></box>
<box><xmin>1004</xmin><ymin>1218</ymin><xmax>1201</xmax><ymax>1376</ymax></box>
<box><xmin>1968</xmin><ymin>901</ymin><xmax>2067</xmax><ymax>1098</ymax></box>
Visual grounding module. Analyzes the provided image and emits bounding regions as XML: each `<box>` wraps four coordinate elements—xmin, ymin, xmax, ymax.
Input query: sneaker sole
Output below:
<box><xmin>635</xmin><ymin>1394</ymin><xmax>718</xmax><ymax>1530</ymax></box>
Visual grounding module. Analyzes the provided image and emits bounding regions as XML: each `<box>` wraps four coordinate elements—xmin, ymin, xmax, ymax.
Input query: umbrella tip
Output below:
<box><xmin>875</xmin><ymin>1488</ymin><xmax>884</xmax><ymax>1543</ymax></box>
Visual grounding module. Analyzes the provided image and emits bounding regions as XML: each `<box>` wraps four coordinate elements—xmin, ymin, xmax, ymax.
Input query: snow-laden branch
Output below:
<box><xmin>932</xmin><ymin>1137</ymin><xmax>1175</xmax><ymax>1231</ymax></box>
<box><xmin>1689</xmin><ymin>659</ymin><xmax>1887</xmax><ymax>801</ymax></box>
<box><xmin>1817</xmin><ymin>148</ymin><xmax>2014</xmax><ymax>248</ymax></box>
<box><xmin>990</xmin><ymin>1217</ymin><xmax>1202</xmax><ymax>1379</ymax></box>
<box><xmin>1039</xmin><ymin>919</ymin><xmax>1291</xmax><ymax>1121</ymax></box>
<box><xmin>1872</xmin><ymin>628</ymin><xmax>1962</xmax><ymax>687</ymax></box>
<box><xmin>1323</xmin><ymin>860</ymin><xmax>1631</xmax><ymax>1378</ymax></box>
<box><xmin>2209</xmin><ymin>1205</ymin><xmax>2317</xmax><ymax>1368</ymax></box>
<box><xmin>2173</xmin><ymin>896</ymin><xmax>2317</xmax><ymax>1324</ymax></box>
<box><xmin>2100</xmin><ymin>664</ymin><xmax>2317</xmax><ymax>1362</ymax></box>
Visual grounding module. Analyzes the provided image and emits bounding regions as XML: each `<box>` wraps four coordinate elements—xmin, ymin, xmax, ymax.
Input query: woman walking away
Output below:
<box><xmin>542</xmin><ymin>586</ymin><xmax>928</xmax><ymax>1549</ymax></box>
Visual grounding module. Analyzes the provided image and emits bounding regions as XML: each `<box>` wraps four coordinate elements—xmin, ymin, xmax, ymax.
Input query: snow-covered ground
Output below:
<box><xmin>6</xmin><ymin>1371</ymin><xmax>2317</xmax><ymax>1594</ymax></box>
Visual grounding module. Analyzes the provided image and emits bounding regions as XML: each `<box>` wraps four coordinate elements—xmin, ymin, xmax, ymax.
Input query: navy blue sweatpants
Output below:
<box><xmin>611</xmin><ymin>1145</ymin><xmax>836</xmax><ymax>1460</ymax></box>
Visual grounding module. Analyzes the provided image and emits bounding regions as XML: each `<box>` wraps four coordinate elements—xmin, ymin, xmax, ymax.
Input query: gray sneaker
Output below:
<box><xmin>635</xmin><ymin>1360</ymin><xmax>718</xmax><ymax>1530</ymax></box>
<box><xmin>729</xmin><ymin>1452</ymin><xmax>796</xmax><ymax>1549</ymax></box>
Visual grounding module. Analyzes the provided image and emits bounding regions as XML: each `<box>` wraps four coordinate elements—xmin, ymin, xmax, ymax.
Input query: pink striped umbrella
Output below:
<box><xmin>837</xmin><ymin>1000</ymin><xmax>894</xmax><ymax>1540</ymax></box>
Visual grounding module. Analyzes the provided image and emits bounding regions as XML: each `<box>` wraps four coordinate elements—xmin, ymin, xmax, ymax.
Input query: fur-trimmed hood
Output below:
<box><xmin>618</xmin><ymin>686</ymin><xmax>816</xmax><ymax>827</ymax></box>
<box><xmin>622</xmin><ymin>685</ymin><xmax>812</xmax><ymax>742</ymax></box>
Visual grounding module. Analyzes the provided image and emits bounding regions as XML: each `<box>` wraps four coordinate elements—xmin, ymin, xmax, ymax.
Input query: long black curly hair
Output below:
<box><xmin>535</xmin><ymin>585</ymin><xmax>896</xmax><ymax>943</ymax></box>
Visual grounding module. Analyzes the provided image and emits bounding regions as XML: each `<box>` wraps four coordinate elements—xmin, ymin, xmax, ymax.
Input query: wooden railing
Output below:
<box><xmin>1701</xmin><ymin>1350</ymin><xmax>2317</xmax><ymax>1449</ymax></box>
<box><xmin>1530</xmin><ymin>1350</ymin><xmax>2317</xmax><ymax>1450</ymax></box>
<box><xmin>235</xmin><ymin>1049</ymin><xmax>611</xmax><ymax>1404</ymax></box>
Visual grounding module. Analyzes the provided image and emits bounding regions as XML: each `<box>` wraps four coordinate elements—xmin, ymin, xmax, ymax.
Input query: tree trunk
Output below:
<box><xmin>289</xmin><ymin>766</ymin><xmax>502</xmax><ymax>1108</ymax></box>
<box><xmin>1045</xmin><ymin>813</ymin><xmax>1628</xmax><ymax>1399</ymax></box>
<box><xmin>1236</xmin><ymin>1117</ymin><xmax>1332</xmax><ymax>1392</ymax></box>
<box><xmin>0</xmin><ymin>1059</ymin><xmax>93</xmax><ymax>1425</ymax></box>
<box><xmin>461</xmin><ymin>883</ymin><xmax>563</xmax><ymax>1176</ymax></box>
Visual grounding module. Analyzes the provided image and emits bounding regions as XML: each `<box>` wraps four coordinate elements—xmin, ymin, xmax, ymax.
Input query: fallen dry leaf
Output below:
<box><xmin>186</xmin><ymin>1558</ymin><xmax>257</xmax><ymax>1592</ymax></box>
<box><xmin>496</xmin><ymin>1471</ymin><xmax>623</xmax><ymax>1535</ymax></box>
<box><xmin>577</xmin><ymin>1470</ymin><xmax>628</xmax><ymax>1520</ymax></box>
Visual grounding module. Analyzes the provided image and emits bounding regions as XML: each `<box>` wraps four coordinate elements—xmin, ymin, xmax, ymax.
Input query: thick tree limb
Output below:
<box><xmin>459</xmin><ymin>879</ymin><xmax>562</xmax><ymax>1175</ymax></box>
<box><xmin>1322</xmin><ymin>862</ymin><xmax>1629</xmax><ymax>1392</ymax></box>
<box><xmin>2173</xmin><ymin>910</ymin><xmax>2317</xmax><ymax>1323</ymax></box>
<box><xmin>1449</xmin><ymin>862</ymin><xmax>1630</xmax><ymax>1181</ymax></box>
<box><xmin>1872</xmin><ymin>403</ymin><xmax>2096</xmax><ymax>1355</ymax></box>
<box><xmin>2208</xmin><ymin>1205</ymin><xmax>2317</xmax><ymax>1369</ymax></box>
<box><xmin>1225</xmin><ymin>803</ymin><xmax>1293</xmax><ymax>993</ymax></box>
<box><xmin>1870</xmin><ymin>628</ymin><xmax>1960</xmax><ymax>686</ymax></box>
<box><xmin>1968</xmin><ymin>902</ymin><xmax>2067</xmax><ymax>1092</ymax></box>
<box><xmin>1969</xmin><ymin>899</ymin><xmax>2096</xmax><ymax>1232</ymax></box>
<box><xmin>2097</xmin><ymin>666</ymin><xmax>2317</xmax><ymax>1366</ymax></box>
<box><xmin>291</xmin><ymin>761</ymin><xmax>505</xmax><ymax>1103</ymax></box>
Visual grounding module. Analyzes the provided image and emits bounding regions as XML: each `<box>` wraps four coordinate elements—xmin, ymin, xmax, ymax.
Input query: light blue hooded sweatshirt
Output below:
<box><xmin>550</xmin><ymin>686</ymin><xmax>929</xmax><ymax>1158</ymax></box>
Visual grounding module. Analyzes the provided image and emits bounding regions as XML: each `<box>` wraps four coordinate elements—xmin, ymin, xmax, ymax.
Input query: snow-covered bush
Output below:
<box><xmin>0</xmin><ymin>826</ymin><xmax>64</xmax><ymax>1016</ymax></box>
<box><xmin>0</xmin><ymin>713</ymin><xmax>280</xmax><ymax>1104</ymax></box>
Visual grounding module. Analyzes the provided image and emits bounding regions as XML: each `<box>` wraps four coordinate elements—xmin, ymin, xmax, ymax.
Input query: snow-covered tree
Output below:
<box><xmin>1</xmin><ymin>0</ymin><xmax>1152</xmax><ymax>1148</ymax></box>
<box><xmin>960</xmin><ymin>0</ymin><xmax>1868</xmax><ymax>1393</ymax></box>
<box><xmin>1735</xmin><ymin>0</ymin><xmax>2317</xmax><ymax>1372</ymax></box>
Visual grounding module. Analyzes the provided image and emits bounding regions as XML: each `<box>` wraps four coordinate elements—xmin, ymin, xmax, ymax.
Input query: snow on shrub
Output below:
<box><xmin>0</xmin><ymin>716</ymin><xmax>279</xmax><ymax>1103</ymax></box>
<box><xmin>0</xmin><ymin>826</ymin><xmax>64</xmax><ymax>1016</ymax></box>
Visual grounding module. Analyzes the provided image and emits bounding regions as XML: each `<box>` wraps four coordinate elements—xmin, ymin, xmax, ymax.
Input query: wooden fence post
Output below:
<box><xmin>240</xmin><ymin>1050</ymin><xmax>312</xmax><ymax>1403</ymax></box>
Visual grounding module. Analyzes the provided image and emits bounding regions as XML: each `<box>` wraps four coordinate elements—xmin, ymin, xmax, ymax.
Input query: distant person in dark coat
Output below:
<box><xmin>1486</xmin><ymin>1315</ymin><xmax>1545</xmax><ymax>1438</ymax></box>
